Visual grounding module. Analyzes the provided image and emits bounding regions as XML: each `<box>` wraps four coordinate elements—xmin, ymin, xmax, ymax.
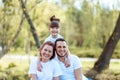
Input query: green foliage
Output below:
<box><xmin>0</xmin><ymin>61</ymin><xmax>29</xmax><ymax>80</ymax></box>
<box><xmin>112</xmin><ymin>50</ymin><xmax>120</xmax><ymax>58</ymax></box>
<box><xmin>93</xmin><ymin>70</ymin><xmax>120</xmax><ymax>80</ymax></box>
<box><xmin>7</xmin><ymin>62</ymin><xmax>17</xmax><ymax>68</ymax></box>
<box><xmin>70</xmin><ymin>47</ymin><xmax>120</xmax><ymax>58</ymax></box>
<box><xmin>0</xmin><ymin>0</ymin><xmax>120</xmax><ymax>58</ymax></box>
<box><xmin>0</xmin><ymin>68</ymin><xmax>29</xmax><ymax>80</ymax></box>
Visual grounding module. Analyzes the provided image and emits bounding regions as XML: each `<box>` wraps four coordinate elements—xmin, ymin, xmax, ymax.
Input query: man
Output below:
<box><xmin>54</xmin><ymin>38</ymin><xmax>89</xmax><ymax>80</ymax></box>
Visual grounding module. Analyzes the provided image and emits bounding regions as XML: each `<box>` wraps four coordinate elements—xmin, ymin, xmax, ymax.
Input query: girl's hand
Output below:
<box><xmin>65</xmin><ymin>49</ymin><xmax>71</xmax><ymax>67</ymax></box>
<box><xmin>37</xmin><ymin>57</ymin><xmax>42</xmax><ymax>71</ymax></box>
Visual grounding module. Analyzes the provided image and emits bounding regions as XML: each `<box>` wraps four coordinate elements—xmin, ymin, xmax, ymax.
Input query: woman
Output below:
<box><xmin>29</xmin><ymin>41</ymin><xmax>62</xmax><ymax>80</ymax></box>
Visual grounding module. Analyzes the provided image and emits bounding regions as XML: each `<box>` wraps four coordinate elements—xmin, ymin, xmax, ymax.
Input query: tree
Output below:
<box><xmin>0</xmin><ymin>0</ymin><xmax>41</xmax><ymax>58</ymax></box>
<box><xmin>86</xmin><ymin>13</ymin><xmax>120</xmax><ymax>79</ymax></box>
<box><xmin>20</xmin><ymin>0</ymin><xmax>40</xmax><ymax>49</ymax></box>
<box><xmin>94</xmin><ymin>13</ymin><xmax>120</xmax><ymax>72</ymax></box>
<box><xmin>0</xmin><ymin>0</ymin><xmax>21</xmax><ymax>58</ymax></box>
<box><xmin>3</xmin><ymin>14</ymin><xmax>24</xmax><ymax>55</ymax></box>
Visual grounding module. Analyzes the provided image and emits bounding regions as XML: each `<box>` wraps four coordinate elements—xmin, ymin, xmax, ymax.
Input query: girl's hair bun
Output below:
<box><xmin>50</xmin><ymin>15</ymin><xmax>55</xmax><ymax>21</ymax></box>
<box><xmin>50</xmin><ymin>15</ymin><xmax>60</xmax><ymax>22</ymax></box>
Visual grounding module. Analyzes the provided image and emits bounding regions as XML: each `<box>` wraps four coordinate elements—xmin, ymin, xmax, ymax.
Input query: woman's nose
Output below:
<box><xmin>45</xmin><ymin>50</ymin><xmax>49</xmax><ymax>54</ymax></box>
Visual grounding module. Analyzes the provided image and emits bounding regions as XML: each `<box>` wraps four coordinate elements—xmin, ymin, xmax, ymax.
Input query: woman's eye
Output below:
<box><xmin>44</xmin><ymin>49</ymin><xmax>47</xmax><ymax>51</ymax></box>
<box><xmin>49</xmin><ymin>50</ymin><xmax>52</xmax><ymax>53</ymax></box>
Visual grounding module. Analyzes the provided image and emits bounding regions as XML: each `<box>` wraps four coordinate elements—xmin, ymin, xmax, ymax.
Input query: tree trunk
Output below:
<box><xmin>20</xmin><ymin>0</ymin><xmax>40</xmax><ymax>49</ymax></box>
<box><xmin>93</xmin><ymin>13</ymin><xmax>120</xmax><ymax>73</ymax></box>
<box><xmin>86</xmin><ymin>13</ymin><xmax>120</xmax><ymax>79</ymax></box>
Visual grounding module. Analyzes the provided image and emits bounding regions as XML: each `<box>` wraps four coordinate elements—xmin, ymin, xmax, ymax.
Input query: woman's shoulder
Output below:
<box><xmin>50</xmin><ymin>59</ymin><xmax>58</xmax><ymax>63</ymax></box>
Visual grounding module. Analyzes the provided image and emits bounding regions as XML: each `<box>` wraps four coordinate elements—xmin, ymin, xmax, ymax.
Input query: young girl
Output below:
<box><xmin>37</xmin><ymin>15</ymin><xmax>70</xmax><ymax>71</ymax></box>
<box><xmin>44</xmin><ymin>15</ymin><xmax>63</xmax><ymax>43</ymax></box>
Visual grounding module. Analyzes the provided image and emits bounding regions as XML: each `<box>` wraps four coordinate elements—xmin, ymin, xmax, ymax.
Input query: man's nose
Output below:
<box><xmin>61</xmin><ymin>47</ymin><xmax>64</xmax><ymax>50</ymax></box>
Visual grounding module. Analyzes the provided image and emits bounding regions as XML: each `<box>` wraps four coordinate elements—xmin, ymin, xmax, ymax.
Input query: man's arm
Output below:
<box><xmin>74</xmin><ymin>68</ymin><xmax>82</xmax><ymax>80</ymax></box>
<box><xmin>53</xmin><ymin>76</ymin><xmax>59</xmax><ymax>80</ymax></box>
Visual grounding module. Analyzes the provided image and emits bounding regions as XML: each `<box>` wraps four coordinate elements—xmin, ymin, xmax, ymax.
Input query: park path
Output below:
<box><xmin>1</xmin><ymin>54</ymin><xmax>120</xmax><ymax>62</ymax></box>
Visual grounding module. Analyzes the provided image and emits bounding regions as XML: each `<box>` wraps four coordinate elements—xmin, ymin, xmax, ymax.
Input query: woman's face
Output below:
<box><xmin>50</xmin><ymin>27</ymin><xmax>60</xmax><ymax>37</ymax></box>
<box><xmin>40</xmin><ymin>44</ymin><xmax>53</xmax><ymax>62</ymax></box>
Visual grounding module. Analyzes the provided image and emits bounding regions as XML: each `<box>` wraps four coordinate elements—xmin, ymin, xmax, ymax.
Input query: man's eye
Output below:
<box><xmin>58</xmin><ymin>46</ymin><xmax>61</xmax><ymax>48</ymax></box>
<box><xmin>63</xmin><ymin>46</ymin><xmax>66</xmax><ymax>48</ymax></box>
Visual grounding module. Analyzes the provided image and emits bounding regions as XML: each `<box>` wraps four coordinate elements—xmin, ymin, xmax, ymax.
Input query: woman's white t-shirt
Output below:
<box><xmin>29</xmin><ymin>57</ymin><xmax>62</xmax><ymax>80</ymax></box>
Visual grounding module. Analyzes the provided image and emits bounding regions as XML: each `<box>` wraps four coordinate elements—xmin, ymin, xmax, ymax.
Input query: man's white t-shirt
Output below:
<box><xmin>56</xmin><ymin>55</ymin><xmax>88</xmax><ymax>80</ymax></box>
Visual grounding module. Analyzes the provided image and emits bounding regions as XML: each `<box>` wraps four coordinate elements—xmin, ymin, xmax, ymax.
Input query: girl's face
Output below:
<box><xmin>40</xmin><ymin>44</ymin><xmax>53</xmax><ymax>62</ymax></box>
<box><xmin>49</xmin><ymin>27</ymin><xmax>60</xmax><ymax>38</ymax></box>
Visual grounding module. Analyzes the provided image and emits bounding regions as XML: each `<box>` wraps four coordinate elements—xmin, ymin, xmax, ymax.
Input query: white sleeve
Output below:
<box><xmin>28</xmin><ymin>58</ymin><xmax>37</xmax><ymax>74</ymax></box>
<box><xmin>72</xmin><ymin>55</ymin><xmax>82</xmax><ymax>69</ymax></box>
<box><xmin>53</xmin><ymin>60</ymin><xmax>62</xmax><ymax>77</ymax></box>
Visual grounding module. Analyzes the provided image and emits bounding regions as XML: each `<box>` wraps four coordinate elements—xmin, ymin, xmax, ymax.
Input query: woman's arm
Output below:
<box><xmin>30</xmin><ymin>74</ymin><xmax>37</xmax><ymax>80</ymax></box>
<box><xmin>53</xmin><ymin>76</ymin><xmax>59</xmax><ymax>80</ymax></box>
<box><xmin>74</xmin><ymin>68</ymin><xmax>82</xmax><ymax>80</ymax></box>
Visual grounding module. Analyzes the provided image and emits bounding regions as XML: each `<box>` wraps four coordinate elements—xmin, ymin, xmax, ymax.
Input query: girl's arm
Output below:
<box><xmin>64</xmin><ymin>49</ymin><xmax>71</xmax><ymax>67</ymax></box>
<box><xmin>37</xmin><ymin>56</ymin><xmax>42</xmax><ymax>71</ymax></box>
<box><xmin>30</xmin><ymin>74</ymin><xmax>37</xmax><ymax>80</ymax></box>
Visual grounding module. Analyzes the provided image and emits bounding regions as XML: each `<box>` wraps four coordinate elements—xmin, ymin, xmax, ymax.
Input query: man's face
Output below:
<box><xmin>56</xmin><ymin>41</ymin><xmax>68</xmax><ymax>57</ymax></box>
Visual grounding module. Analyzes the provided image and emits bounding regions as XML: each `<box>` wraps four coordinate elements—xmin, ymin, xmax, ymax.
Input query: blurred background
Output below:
<box><xmin>0</xmin><ymin>0</ymin><xmax>120</xmax><ymax>57</ymax></box>
<box><xmin>0</xmin><ymin>0</ymin><xmax>120</xmax><ymax>80</ymax></box>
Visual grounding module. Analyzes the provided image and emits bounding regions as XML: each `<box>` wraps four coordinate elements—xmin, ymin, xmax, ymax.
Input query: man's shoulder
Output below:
<box><xmin>70</xmin><ymin>54</ymin><xmax>78</xmax><ymax>58</ymax></box>
<box><xmin>70</xmin><ymin>54</ymin><xmax>80</xmax><ymax>60</ymax></box>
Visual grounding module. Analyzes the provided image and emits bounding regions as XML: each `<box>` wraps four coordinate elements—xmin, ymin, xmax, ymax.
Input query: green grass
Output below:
<box><xmin>81</xmin><ymin>61</ymin><xmax>120</xmax><ymax>72</ymax></box>
<box><xmin>0</xmin><ymin>56</ymin><xmax>30</xmax><ymax>71</ymax></box>
<box><xmin>0</xmin><ymin>55</ymin><xmax>120</xmax><ymax>80</ymax></box>
<box><xmin>0</xmin><ymin>55</ymin><xmax>120</xmax><ymax>72</ymax></box>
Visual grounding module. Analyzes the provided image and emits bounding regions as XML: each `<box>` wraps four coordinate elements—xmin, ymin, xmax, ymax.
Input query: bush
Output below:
<box><xmin>94</xmin><ymin>70</ymin><xmax>120</xmax><ymax>80</ymax></box>
<box><xmin>0</xmin><ymin>62</ymin><xmax>29</xmax><ymax>80</ymax></box>
<box><xmin>70</xmin><ymin>47</ymin><xmax>120</xmax><ymax>58</ymax></box>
